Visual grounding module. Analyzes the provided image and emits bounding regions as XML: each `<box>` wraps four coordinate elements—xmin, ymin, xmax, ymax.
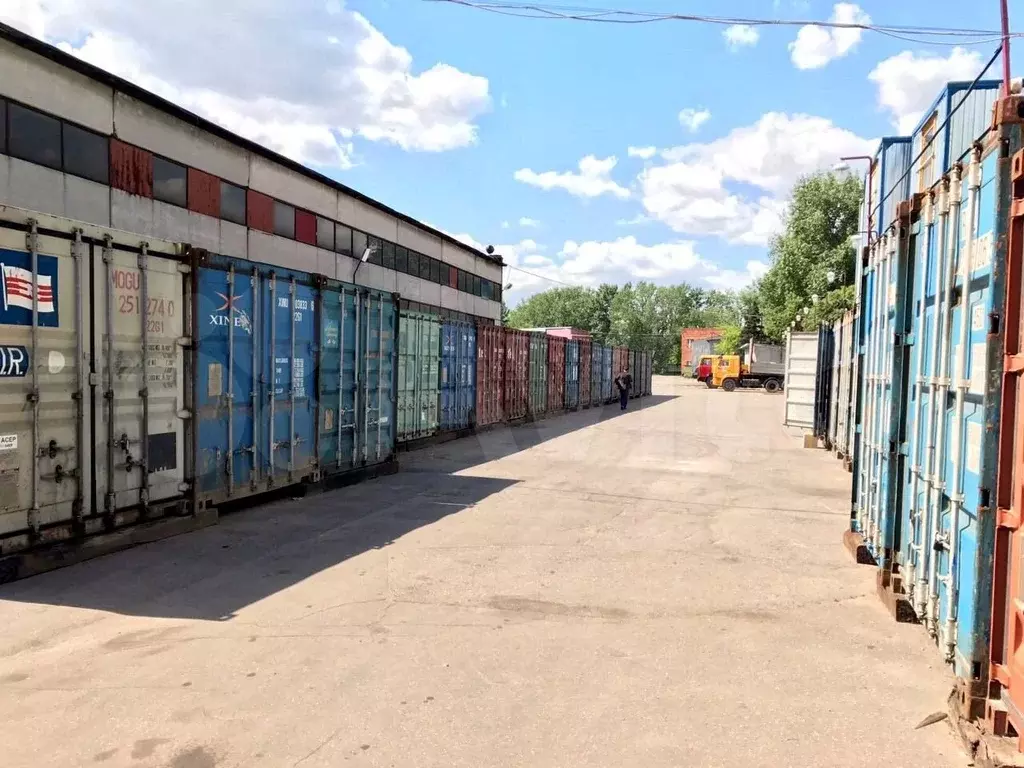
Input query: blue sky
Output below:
<box><xmin>2</xmin><ymin>0</ymin><xmax>1017</xmax><ymax>304</ymax></box>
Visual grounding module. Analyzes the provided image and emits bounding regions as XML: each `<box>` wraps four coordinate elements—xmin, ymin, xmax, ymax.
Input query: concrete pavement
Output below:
<box><xmin>0</xmin><ymin>377</ymin><xmax>965</xmax><ymax>767</ymax></box>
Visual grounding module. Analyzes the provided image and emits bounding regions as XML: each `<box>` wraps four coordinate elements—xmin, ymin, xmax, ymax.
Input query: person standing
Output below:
<box><xmin>614</xmin><ymin>368</ymin><xmax>632</xmax><ymax>411</ymax></box>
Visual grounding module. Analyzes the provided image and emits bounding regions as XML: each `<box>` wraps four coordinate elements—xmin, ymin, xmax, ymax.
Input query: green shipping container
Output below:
<box><xmin>397</xmin><ymin>311</ymin><xmax>440</xmax><ymax>442</ymax></box>
<box><xmin>529</xmin><ymin>332</ymin><xmax>548</xmax><ymax>416</ymax></box>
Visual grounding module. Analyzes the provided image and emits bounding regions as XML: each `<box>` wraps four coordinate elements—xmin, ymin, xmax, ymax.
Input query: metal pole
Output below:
<box><xmin>27</xmin><ymin>220</ymin><xmax>40</xmax><ymax>536</ymax></box>
<box><xmin>289</xmin><ymin>277</ymin><xmax>296</xmax><ymax>478</ymax></box>
<box><xmin>251</xmin><ymin>269</ymin><xmax>260</xmax><ymax>488</ymax></box>
<box><xmin>139</xmin><ymin>243</ymin><xmax>150</xmax><ymax>512</ymax></box>
<box><xmin>363</xmin><ymin>293</ymin><xmax>371</xmax><ymax>460</ymax></box>
<box><xmin>269</xmin><ymin>273</ymin><xmax>277</xmax><ymax>483</ymax></box>
<box><xmin>337</xmin><ymin>287</ymin><xmax>346</xmax><ymax>469</ymax></box>
<box><xmin>352</xmin><ymin>292</ymin><xmax>361</xmax><ymax>467</ymax></box>
<box><xmin>72</xmin><ymin>229</ymin><xmax>85</xmax><ymax>529</ymax></box>
<box><xmin>1002</xmin><ymin>0</ymin><xmax>1012</xmax><ymax>97</ymax></box>
<box><xmin>226</xmin><ymin>264</ymin><xmax>235</xmax><ymax>496</ymax></box>
<box><xmin>103</xmin><ymin>235</ymin><xmax>116</xmax><ymax>520</ymax></box>
<box><xmin>377</xmin><ymin>294</ymin><xmax>383</xmax><ymax>461</ymax></box>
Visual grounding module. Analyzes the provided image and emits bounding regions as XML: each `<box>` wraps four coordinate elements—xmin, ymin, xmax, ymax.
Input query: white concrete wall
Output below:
<box><xmin>113</xmin><ymin>93</ymin><xmax>249</xmax><ymax>186</ymax></box>
<box><xmin>249</xmin><ymin>156</ymin><xmax>335</xmax><ymax>219</ymax></box>
<box><xmin>348</xmin><ymin>198</ymin><xmax>399</xmax><ymax>244</ymax></box>
<box><xmin>0</xmin><ymin>158</ymin><xmax>112</xmax><ymax>225</ymax></box>
<box><xmin>0</xmin><ymin>39</ymin><xmax>113</xmax><ymax>134</ymax></box>
<box><xmin>396</xmin><ymin>221</ymin><xmax>442</xmax><ymax>260</ymax></box>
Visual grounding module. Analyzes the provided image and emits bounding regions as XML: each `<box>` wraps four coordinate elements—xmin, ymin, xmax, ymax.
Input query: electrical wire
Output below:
<box><xmin>426</xmin><ymin>0</ymin><xmax>1023</xmax><ymax>46</ymax></box>
<box><xmin>871</xmin><ymin>45</ymin><xmax>1003</xmax><ymax>228</ymax></box>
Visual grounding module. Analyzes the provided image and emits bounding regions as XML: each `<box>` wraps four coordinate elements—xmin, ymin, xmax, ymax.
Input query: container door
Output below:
<box><xmin>440</xmin><ymin>322</ymin><xmax>456</xmax><ymax>431</ymax></box>
<box><xmin>783</xmin><ymin>332</ymin><xmax>820</xmax><ymax>429</ymax></box>
<box><xmin>196</xmin><ymin>264</ymin><xmax>258</xmax><ymax>501</ymax></box>
<box><xmin>0</xmin><ymin>223</ymin><xmax>89</xmax><ymax>540</ymax></box>
<box><xmin>462</xmin><ymin>324</ymin><xmax>476</xmax><ymax>428</ymax></box>
<box><xmin>397</xmin><ymin>311</ymin><xmax>415</xmax><ymax>441</ymax></box>
<box><xmin>360</xmin><ymin>291</ymin><xmax>395</xmax><ymax>463</ymax></box>
<box><xmin>416</xmin><ymin>316</ymin><xmax>440</xmax><ymax>437</ymax></box>
<box><xmin>95</xmin><ymin>239</ymin><xmax>188</xmax><ymax>515</ymax></box>
<box><xmin>318</xmin><ymin>284</ymin><xmax>358</xmax><ymax>470</ymax></box>
<box><xmin>261</xmin><ymin>273</ymin><xmax>317</xmax><ymax>485</ymax></box>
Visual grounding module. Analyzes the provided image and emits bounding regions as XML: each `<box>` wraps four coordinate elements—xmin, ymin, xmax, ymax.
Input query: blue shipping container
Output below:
<box><xmin>565</xmin><ymin>340</ymin><xmax>580</xmax><ymax>410</ymax></box>
<box><xmin>317</xmin><ymin>281</ymin><xmax>397</xmax><ymax>472</ymax></box>
<box><xmin>591</xmin><ymin>343</ymin><xmax>603</xmax><ymax>407</ymax></box>
<box><xmin>439</xmin><ymin>320</ymin><xmax>477</xmax><ymax>432</ymax></box>
<box><xmin>871</xmin><ymin>137</ymin><xmax>914</xmax><ymax>237</ymax></box>
<box><xmin>195</xmin><ymin>258</ymin><xmax>319</xmax><ymax>504</ymax></box>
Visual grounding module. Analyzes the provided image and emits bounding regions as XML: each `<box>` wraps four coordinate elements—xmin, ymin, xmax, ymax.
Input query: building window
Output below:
<box><xmin>367</xmin><ymin>235</ymin><xmax>382</xmax><ymax>265</ymax></box>
<box><xmin>382</xmin><ymin>241</ymin><xmax>395</xmax><ymax>270</ymax></box>
<box><xmin>395</xmin><ymin>245</ymin><xmax>408</xmax><ymax>274</ymax></box>
<box><xmin>352</xmin><ymin>230</ymin><xmax>368</xmax><ymax>262</ymax></box>
<box><xmin>482</xmin><ymin>279</ymin><xmax>492</xmax><ymax>301</ymax></box>
<box><xmin>153</xmin><ymin>156</ymin><xmax>187</xmax><ymax>207</ymax></box>
<box><xmin>62</xmin><ymin>122</ymin><xmax>109</xmax><ymax>185</ymax></box>
<box><xmin>430</xmin><ymin>258</ymin><xmax>442</xmax><ymax>284</ymax></box>
<box><xmin>473</xmin><ymin>274</ymin><xmax>482</xmax><ymax>297</ymax></box>
<box><xmin>335</xmin><ymin>224</ymin><xmax>353</xmax><ymax>257</ymax></box>
<box><xmin>458</xmin><ymin>270</ymin><xmax>467</xmax><ymax>293</ymax></box>
<box><xmin>8</xmin><ymin>103</ymin><xmax>61</xmax><ymax>170</ymax></box>
<box><xmin>407</xmin><ymin>249</ymin><xmax>421</xmax><ymax>277</ymax></box>
<box><xmin>418</xmin><ymin>253</ymin><xmax>431</xmax><ymax>281</ymax></box>
<box><xmin>273</xmin><ymin>201</ymin><xmax>295</xmax><ymax>238</ymax></box>
<box><xmin>0</xmin><ymin>100</ymin><xmax>6</xmax><ymax>153</ymax></box>
<box><xmin>316</xmin><ymin>217</ymin><xmax>335</xmax><ymax>250</ymax></box>
<box><xmin>221</xmin><ymin>181</ymin><xmax>246</xmax><ymax>225</ymax></box>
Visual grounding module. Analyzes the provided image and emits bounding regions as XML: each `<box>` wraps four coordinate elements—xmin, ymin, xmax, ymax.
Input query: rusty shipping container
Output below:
<box><xmin>547</xmin><ymin>336</ymin><xmax>566</xmax><ymax>413</ymax></box>
<box><xmin>529</xmin><ymin>332</ymin><xmax>548</xmax><ymax>416</ymax></box>
<box><xmin>0</xmin><ymin>207</ymin><xmax>194</xmax><ymax>562</ymax></box>
<box><xmin>504</xmin><ymin>328</ymin><xmax>529</xmax><ymax>421</ymax></box>
<box><xmin>580</xmin><ymin>339</ymin><xmax>592</xmax><ymax>407</ymax></box>
<box><xmin>476</xmin><ymin>324</ymin><xmax>505</xmax><ymax>427</ymax></box>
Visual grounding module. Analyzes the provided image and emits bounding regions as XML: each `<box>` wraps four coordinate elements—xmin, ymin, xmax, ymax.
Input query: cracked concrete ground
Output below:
<box><xmin>0</xmin><ymin>377</ymin><xmax>966</xmax><ymax>767</ymax></box>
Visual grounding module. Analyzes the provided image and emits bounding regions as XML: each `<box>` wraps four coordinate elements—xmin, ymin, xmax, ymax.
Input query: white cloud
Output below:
<box><xmin>789</xmin><ymin>3</ymin><xmax>870</xmax><ymax>70</ymax></box>
<box><xmin>869</xmin><ymin>47</ymin><xmax>986</xmax><ymax>133</ymax></box>
<box><xmin>724</xmin><ymin>24</ymin><xmax>760</xmax><ymax>50</ymax></box>
<box><xmin>704</xmin><ymin>260</ymin><xmax>770</xmax><ymax>291</ymax></box>
<box><xmin>0</xmin><ymin>0</ymin><xmax>490</xmax><ymax>168</ymax></box>
<box><xmin>500</xmin><ymin>221</ymin><xmax>510</xmax><ymax>229</ymax></box>
<box><xmin>518</xmin><ymin>217</ymin><xmax>540</xmax><ymax>227</ymax></box>
<box><xmin>678</xmin><ymin>108</ymin><xmax>711</xmax><ymax>133</ymax></box>
<box><xmin>514</xmin><ymin>155</ymin><xmax>630</xmax><ymax>199</ymax></box>
<box><xmin>639</xmin><ymin>112</ymin><xmax>872</xmax><ymax>245</ymax></box>
<box><xmin>628</xmin><ymin>146</ymin><xmax>658</xmax><ymax>160</ymax></box>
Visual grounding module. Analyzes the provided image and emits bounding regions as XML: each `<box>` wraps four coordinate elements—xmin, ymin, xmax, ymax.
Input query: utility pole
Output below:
<box><xmin>1002</xmin><ymin>0</ymin><xmax>1012</xmax><ymax>96</ymax></box>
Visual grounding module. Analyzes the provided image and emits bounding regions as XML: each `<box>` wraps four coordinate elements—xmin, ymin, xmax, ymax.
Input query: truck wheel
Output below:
<box><xmin>764</xmin><ymin>378</ymin><xmax>780</xmax><ymax>393</ymax></box>
<box><xmin>722</xmin><ymin>378</ymin><xmax>738</xmax><ymax>392</ymax></box>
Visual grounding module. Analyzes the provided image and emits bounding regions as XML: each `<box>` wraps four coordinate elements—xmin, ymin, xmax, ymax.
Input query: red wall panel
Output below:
<box><xmin>110</xmin><ymin>139</ymin><xmax>153</xmax><ymax>198</ymax></box>
<box><xmin>187</xmin><ymin>168</ymin><xmax>221</xmax><ymax>218</ymax></box>
<box><xmin>449</xmin><ymin>266</ymin><xmax>458</xmax><ymax>290</ymax></box>
<box><xmin>246</xmin><ymin>189</ymin><xmax>274</xmax><ymax>234</ymax></box>
<box><xmin>295</xmin><ymin>209</ymin><xmax>316</xmax><ymax>245</ymax></box>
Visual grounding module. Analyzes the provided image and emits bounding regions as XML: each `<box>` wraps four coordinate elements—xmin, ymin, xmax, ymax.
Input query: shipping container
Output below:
<box><xmin>630</xmin><ymin>350</ymin><xmax>641</xmax><ymax>398</ymax></box>
<box><xmin>528</xmin><ymin>332</ymin><xmax>548</xmax><ymax>417</ymax></box>
<box><xmin>590</xmin><ymin>343</ymin><xmax>603</xmax><ymax>407</ymax></box>
<box><xmin>317</xmin><ymin>280</ymin><xmax>397</xmax><ymax>474</ymax></box>
<box><xmin>504</xmin><ymin>327</ymin><xmax>529</xmax><ymax>421</ymax></box>
<box><xmin>439</xmin><ymin>320</ymin><xmax>476</xmax><ymax>432</ymax></box>
<box><xmin>547</xmin><ymin>336</ymin><xmax>566</xmax><ymax>413</ymax></box>
<box><xmin>613</xmin><ymin>347</ymin><xmax>628</xmax><ymax>380</ymax></box>
<box><xmin>783</xmin><ymin>332</ymin><xmax>819</xmax><ymax>430</ymax></box>
<box><xmin>869</xmin><ymin>137</ymin><xmax>914</xmax><ymax>239</ymax></box>
<box><xmin>565</xmin><ymin>340</ymin><xmax>580</xmax><ymax>410</ymax></box>
<box><xmin>828</xmin><ymin>311</ymin><xmax>856</xmax><ymax>460</ymax></box>
<box><xmin>0</xmin><ymin>207</ymin><xmax>192</xmax><ymax>555</ymax></box>
<box><xmin>397</xmin><ymin>311</ymin><xmax>440</xmax><ymax>442</ymax></box>
<box><xmin>476</xmin><ymin>324</ymin><xmax>505</xmax><ymax>427</ymax></box>
<box><xmin>813</xmin><ymin>325</ymin><xmax>836</xmax><ymax>440</ymax></box>
<box><xmin>642</xmin><ymin>351</ymin><xmax>653</xmax><ymax>395</ymax></box>
<box><xmin>580</xmin><ymin>340</ymin><xmax>592</xmax><ymax>407</ymax></box>
<box><xmin>602</xmin><ymin>346</ymin><xmax>613</xmax><ymax>401</ymax></box>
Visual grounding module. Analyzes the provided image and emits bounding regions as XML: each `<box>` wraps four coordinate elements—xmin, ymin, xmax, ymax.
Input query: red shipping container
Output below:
<box><xmin>295</xmin><ymin>209</ymin><xmax>317</xmax><ymax>245</ymax></box>
<box><xmin>247</xmin><ymin>189</ymin><xmax>274</xmax><ymax>234</ymax></box>
<box><xmin>580</xmin><ymin>339</ymin><xmax>591</xmax><ymax>406</ymax></box>
<box><xmin>613</xmin><ymin>347</ymin><xmax>628</xmax><ymax>378</ymax></box>
<box><xmin>503</xmin><ymin>328</ymin><xmax>529</xmax><ymax>421</ymax></box>
<box><xmin>475</xmin><ymin>324</ymin><xmax>505</xmax><ymax>427</ymax></box>
<box><xmin>547</xmin><ymin>336</ymin><xmax>566</xmax><ymax>413</ymax></box>
<box><xmin>110</xmin><ymin>139</ymin><xmax>153</xmax><ymax>198</ymax></box>
<box><xmin>187</xmin><ymin>167</ymin><xmax>221</xmax><ymax>218</ymax></box>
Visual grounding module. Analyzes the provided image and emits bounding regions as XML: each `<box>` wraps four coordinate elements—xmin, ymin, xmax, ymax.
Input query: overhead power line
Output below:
<box><xmin>426</xmin><ymin>0</ymin><xmax>1021</xmax><ymax>46</ymax></box>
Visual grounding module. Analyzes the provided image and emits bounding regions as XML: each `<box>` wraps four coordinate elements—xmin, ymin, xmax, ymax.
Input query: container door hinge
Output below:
<box><xmin>176</xmin><ymin>409</ymin><xmax>192</xmax><ymax>420</ymax></box>
<box><xmin>176</xmin><ymin>263</ymin><xmax>192</xmax><ymax>275</ymax></box>
<box><xmin>893</xmin><ymin>332</ymin><xmax>906</xmax><ymax>347</ymax></box>
<box><xmin>176</xmin><ymin>336</ymin><xmax>193</xmax><ymax>348</ymax></box>
<box><xmin>88</xmin><ymin>372</ymin><xmax>100</xmax><ymax>387</ymax></box>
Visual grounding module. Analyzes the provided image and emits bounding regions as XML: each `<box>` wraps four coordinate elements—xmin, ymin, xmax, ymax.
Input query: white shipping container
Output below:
<box><xmin>0</xmin><ymin>206</ymin><xmax>192</xmax><ymax>555</ymax></box>
<box><xmin>784</xmin><ymin>331</ymin><xmax>820</xmax><ymax>430</ymax></box>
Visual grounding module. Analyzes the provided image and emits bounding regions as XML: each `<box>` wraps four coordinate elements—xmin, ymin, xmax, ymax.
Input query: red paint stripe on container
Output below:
<box><xmin>295</xmin><ymin>209</ymin><xmax>316</xmax><ymax>245</ymax></box>
<box><xmin>110</xmin><ymin>139</ymin><xmax>153</xmax><ymax>198</ymax></box>
<box><xmin>247</xmin><ymin>190</ymin><xmax>274</xmax><ymax>234</ymax></box>
<box><xmin>187</xmin><ymin>168</ymin><xmax>221</xmax><ymax>218</ymax></box>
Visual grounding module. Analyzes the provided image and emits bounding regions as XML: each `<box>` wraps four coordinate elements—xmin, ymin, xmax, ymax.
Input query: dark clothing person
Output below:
<box><xmin>615</xmin><ymin>370</ymin><xmax>632</xmax><ymax>411</ymax></box>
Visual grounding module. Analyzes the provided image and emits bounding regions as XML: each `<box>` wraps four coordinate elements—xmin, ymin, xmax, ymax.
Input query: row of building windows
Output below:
<box><xmin>0</xmin><ymin>97</ymin><xmax>502</xmax><ymax>303</ymax></box>
<box><xmin>399</xmin><ymin>300</ymin><xmax>496</xmax><ymax>326</ymax></box>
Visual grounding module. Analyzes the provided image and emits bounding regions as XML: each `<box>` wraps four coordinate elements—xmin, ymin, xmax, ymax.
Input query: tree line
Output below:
<box><xmin>505</xmin><ymin>171</ymin><xmax>863</xmax><ymax>372</ymax></box>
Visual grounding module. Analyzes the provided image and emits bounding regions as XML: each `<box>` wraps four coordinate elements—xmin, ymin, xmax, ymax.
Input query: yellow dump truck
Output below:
<box><xmin>709</xmin><ymin>341</ymin><xmax>785</xmax><ymax>393</ymax></box>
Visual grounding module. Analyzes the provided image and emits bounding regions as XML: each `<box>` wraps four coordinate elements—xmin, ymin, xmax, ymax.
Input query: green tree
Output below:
<box><xmin>507</xmin><ymin>286</ymin><xmax>597</xmax><ymax>330</ymax></box>
<box><xmin>758</xmin><ymin>172</ymin><xmax>862</xmax><ymax>340</ymax></box>
<box><xmin>717</xmin><ymin>325</ymin><xmax>743</xmax><ymax>355</ymax></box>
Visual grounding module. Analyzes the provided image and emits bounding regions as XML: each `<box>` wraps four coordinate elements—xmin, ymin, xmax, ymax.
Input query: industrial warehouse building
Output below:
<box><xmin>0</xmin><ymin>23</ymin><xmax>503</xmax><ymax>324</ymax></box>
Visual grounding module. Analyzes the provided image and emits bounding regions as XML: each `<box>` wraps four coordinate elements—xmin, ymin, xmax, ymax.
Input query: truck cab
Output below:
<box><xmin>710</xmin><ymin>341</ymin><xmax>785</xmax><ymax>393</ymax></box>
<box><xmin>695</xmin><ymin>356</ymin><xmax>713</xmax><ymax>383</ymax></box>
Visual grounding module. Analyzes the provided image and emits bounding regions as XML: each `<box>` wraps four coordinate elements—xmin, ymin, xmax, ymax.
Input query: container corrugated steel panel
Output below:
<box><xmin>246</xmin><ymin>189</ymin><xmax>274</xmax><ymax>234</ymax></box>
<box><xmin>579</xmin><ymin>340</ymin><xmax>591</xmax><ymax>406</ymax></box>
<box><xmin>589</xmin><ymin>343</ymin><xmax>603</xmax><ymax>406</ymax></box>
<box><xmin>504</xmin><ymin>328</ymin><xmax>529</xmax><ymax>421</ymax></box>
<box><xmin>547</xmin><ymin>336</ymin><xmax>566</xmax><ymax>412</ymax></box>
<box><xmin>877</xmin><ymin>138</ymin><xmax>913</xmax><ymax>232</ymax></box>
<box><xmin>828</xmin><ymin>311</ymin><xmax>855</xmax><ymax>459</ymax></box>
<box><xmin>565</xmin><ymin>340</ymin><xmax>580</xmax><ymax>410</ymax></box>
<box><xmin>397</xmin><ymin>311</ymin><xmax>440</xmax><ymax>441</ymax></box>
<box><xmin>187</xmin><ymin>167</ymin><xmax>220</xmax><ymax>218</ymax></box>
<box><xmin>476</xmin><ymin>324</ymin><xmax>504</xmax><ymax>427</ymax></box>
<box><xmin>528</xmin><ymin>332</ymin><xmax>548</xmax><ymax>416</ymax></box>
<box><xmin>0</xmin><ymin>209</ymin><xmax>191</xmax><ymax>550</ymax></box>
<box><xmin>630</xmin><ymin>350</ymin><xmax>641</xmax><ymax>397</ymax></box>
<box><xmin>195</xmin><ymin>258</ymin><xmax>319</xmax><ymax>503</ymax></box>
<box><xmin>784</xmin><ymin>332</ymin><xmax>819</xmax><ymax>429</ymax></box>
<box><xmin>110</xmin><ymin>139</ymin><xmax>153</xmax><ymax>198</ymax></box>
<box><xmin>602</xmin><ymin>346</ymin><xmax>613</xmax><ymax>401</ymax></box>
<box><xmin>439</xmin><ymin>320</ymin><xmax>476</xmax><ymax>432</ymax></box>
<box><xmin>317</xmin><ymin>283</ymin><xmax>396</xmax><ymax>473</ymax></box>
